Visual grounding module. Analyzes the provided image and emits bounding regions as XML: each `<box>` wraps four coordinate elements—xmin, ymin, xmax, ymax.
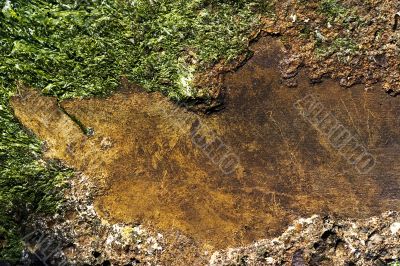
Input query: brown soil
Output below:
<box><xmin>11</xmin><ymin>38</ymin><xmax>400</xmax><ymax>263</ymax></box>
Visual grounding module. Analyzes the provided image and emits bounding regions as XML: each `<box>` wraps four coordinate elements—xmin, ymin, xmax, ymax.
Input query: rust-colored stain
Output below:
<box><xmin>11</xmin><ymin>38</ymin><xmax>400</xmax><ymax>252</ymax></box>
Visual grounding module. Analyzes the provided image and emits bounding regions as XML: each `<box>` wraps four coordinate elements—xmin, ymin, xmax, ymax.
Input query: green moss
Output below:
<box><xmin>318</xmin><ymin>0</ymin><xmax>361</xmax><ymax>29</ymax></box>
<box><xmin>318</xmin><ymin>0</ymin><xmax>348</xmax><ymax>22</ymax></box>
<box><xmin>315</xmin><ymin>37</ymin><xmax>358</xmax><ymax>61</ymax></box>
<box><xmin>1</xmin><ymin>0</ymin><xmax>271</xmax><ymax>101</ymax></box>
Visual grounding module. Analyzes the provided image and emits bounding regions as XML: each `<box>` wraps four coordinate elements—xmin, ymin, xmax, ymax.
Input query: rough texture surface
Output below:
<box><xmin>4</xmin><ymin>1</ymin><xmax>400</xmax><ymax>264</ymax></box>
<box><xmin>210</xmin><ymin>211</ymin><xmax>400</xmax><ymax>266</ymax></box>
<box><xmin>260</xmin><ymin>0</ymin><xmax>400</xmax><ymax>95</ymax></box>
<box><xmin>21</xmin><ymin>172</ymin><xmax>185</xmax><ymax>266</ymax></box>
<box><xmin>11</xmin><ymin>37</ymin><xmax>400</xmax><ymax>265</ymax></box>
<box><xmin>167</xmin><ymin>0</ymin><xmax>400</xmax><ymax>110</ymax></box>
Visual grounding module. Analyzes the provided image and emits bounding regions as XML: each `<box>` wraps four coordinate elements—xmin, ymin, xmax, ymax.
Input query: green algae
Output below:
<box><xmin>1</xmin><ymin>0</ymin><xmax>270</xmax><ymax>101</ymax></box>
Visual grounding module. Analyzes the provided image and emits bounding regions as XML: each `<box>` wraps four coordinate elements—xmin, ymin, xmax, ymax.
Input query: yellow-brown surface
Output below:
<box><xmin>11</xmin><ymin>38</ymin><xmax>400</xmax><ymax>253</ymax></box>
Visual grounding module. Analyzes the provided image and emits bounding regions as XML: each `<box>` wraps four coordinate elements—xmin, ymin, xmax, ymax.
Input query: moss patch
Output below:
<box><xmin>1</xmin><ymin>0</ymin><xmax>271</xmax><ymax>101</ymax></box>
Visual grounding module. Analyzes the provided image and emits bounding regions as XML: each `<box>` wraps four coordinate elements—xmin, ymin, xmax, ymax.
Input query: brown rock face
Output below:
<box><xmin>11</xmin><ymin>38</ymin><xmax>400</xmax><ymax>258</ymax></box>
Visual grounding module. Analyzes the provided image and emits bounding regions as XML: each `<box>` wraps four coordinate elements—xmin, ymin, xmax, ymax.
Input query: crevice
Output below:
<box><xmin>57</xmin><ymin>101</ymin><xmax>93</xmax><ymax>136</ymax></box>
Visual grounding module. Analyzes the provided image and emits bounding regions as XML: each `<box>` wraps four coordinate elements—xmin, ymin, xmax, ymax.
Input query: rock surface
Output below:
<box><xmin>12</xmin><ymin>36</ymin><xmax>400</xmax><ymax>265</ymax></box>
<box><xmin>210</xmin><ymin>212</ymin><xmax>400</xmax><ymax>266</ymax></box>
<box><xmin>260</xmin><ymin>0</ymin><xmax>400</xmax><ymax>95</ymax></box>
